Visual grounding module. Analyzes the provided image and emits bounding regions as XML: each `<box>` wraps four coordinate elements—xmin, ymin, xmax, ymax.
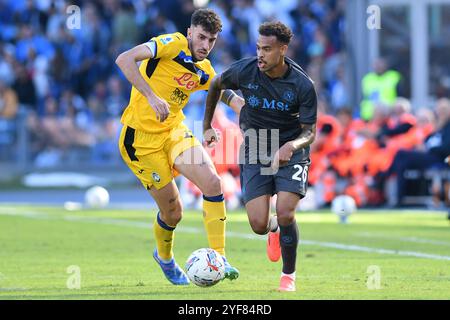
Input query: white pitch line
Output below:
<box><xmin>356</xmin><ymin>232</ymin><xmax>450</xmax><ymax>247</ymax></box>
<box><xmin>1</xmin><ymin>208</ymin><xmax>450</xmax><ymax>261</ymax></box>
<box><xmin>299</xmin><ymin>240</ymin><xmax>450</xmax><ymax>261</ymax></box>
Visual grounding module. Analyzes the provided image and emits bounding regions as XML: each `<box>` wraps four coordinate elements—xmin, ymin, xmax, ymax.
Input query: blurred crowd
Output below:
<box><xmin>0</xmin><ymin>0</ymin><xmax>448</xmax><ymax>208</ymax></box>
<box><xmin>0</xmin><ymin>0</ymin><xmax>346</xmax><ymax>164</ymax></box>
<box><xmin>310</xmin><ymin>98</ymin><xmax>450</xmax><ymax>209</ymax></box>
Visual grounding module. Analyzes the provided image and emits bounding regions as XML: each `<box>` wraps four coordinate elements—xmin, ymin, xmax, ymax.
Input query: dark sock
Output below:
<box><xmin>279</xmin><ymin>221</ymin><xmax>299</xmax><ymax>274</ymax></box>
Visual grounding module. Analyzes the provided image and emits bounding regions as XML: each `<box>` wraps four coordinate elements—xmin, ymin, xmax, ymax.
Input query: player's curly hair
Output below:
<box><xmin>259</xmin><ymin>21</ymin><xmax>293</xmax><ymax>44</ymax></box>
<box><xmin>191</xmin><ymin>8</ymin><xmax>222</xmax><ymax>34</ymax></box>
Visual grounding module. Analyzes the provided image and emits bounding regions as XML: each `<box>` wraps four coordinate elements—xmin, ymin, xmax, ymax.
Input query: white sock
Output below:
<box><xmin>269</xmin><ymin>216</ymin><xmax>279</xmax><ymax>233</ymax></box>
<box><xmin>281</xmin><ymin>272</ymin><xmax>296</xmax><ymax>280</ymax></box>
<box><xmin>158</xmin><ymin>254</ymin><xmax>173</xmax><ymax>264</ymax></box>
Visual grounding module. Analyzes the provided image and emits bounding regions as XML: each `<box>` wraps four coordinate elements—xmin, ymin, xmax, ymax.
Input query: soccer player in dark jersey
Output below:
<box><xmin>203</xmin><ymin>21</ymin><xmax>317</xmax><ymax>292</ymax></box>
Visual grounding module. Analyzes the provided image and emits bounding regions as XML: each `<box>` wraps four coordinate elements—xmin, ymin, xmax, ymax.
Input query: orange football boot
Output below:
<box><xmin>278</xmin><ymin>275</ymin><xmax>296</xmax><ymax>292</ymax></box>
<box><xmin>267</xmin><ymin>230</ymin><xmax>281</xmax><ymax>262</ymax></box>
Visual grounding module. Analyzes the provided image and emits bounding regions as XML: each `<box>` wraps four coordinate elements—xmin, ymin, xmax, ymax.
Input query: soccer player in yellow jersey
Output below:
<box><xmin>115</xmin><ymin>9</ymin><xmax>243</xmax><ymax>285</ymax></box>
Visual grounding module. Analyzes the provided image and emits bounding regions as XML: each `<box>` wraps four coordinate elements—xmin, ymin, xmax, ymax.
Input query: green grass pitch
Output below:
<box><xmin>0</xmin><ymin>205</ymin><xmax>449</xmax><ymax>300</ymax></box>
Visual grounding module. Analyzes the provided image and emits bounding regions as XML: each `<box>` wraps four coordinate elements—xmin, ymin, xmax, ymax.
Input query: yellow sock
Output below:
<box><xmin>203</xmin><ymin>194</ymin><xmax>226</xmax><ymax>256</ymax></box>
<box><xmin>153</xmin><ymin>212</ymin><xmax>175</xmax><ymax>261</ymax></box>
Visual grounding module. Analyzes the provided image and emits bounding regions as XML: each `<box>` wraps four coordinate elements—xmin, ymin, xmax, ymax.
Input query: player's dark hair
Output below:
<box><xmin>258</xmin><ymin>21</ymin><xmax>293</xmax><ymax>44</ymax></box>
<box><xmin>191</xmin><ymin>8</ymin><xmax>222</xmax><ymax>34</ymax></box>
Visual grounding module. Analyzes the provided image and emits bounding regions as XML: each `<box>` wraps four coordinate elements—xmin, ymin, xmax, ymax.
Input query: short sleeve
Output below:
<box><xmin>298</xmin><ymin>82</ymin><xmax>318</xmax><ymax>124</ymax></box>
<box><xmin>220</xmin><ymin>60</ymin><xmax>243</xmax><ymax>90</ymax></box>
<box><xmin>151</xmin><ymin>33</ymin><xmax>184</xmax><ymax>60</ymax></box>
<box><xmin>144</xmin><ymin>41</ymin><xmax>156</xmax><ymax>56</ymax></box>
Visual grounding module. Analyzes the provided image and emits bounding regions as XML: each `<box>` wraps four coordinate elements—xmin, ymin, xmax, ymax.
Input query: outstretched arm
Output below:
<box><xmin>203</xmin><ymin>75</ymin><xmax>225</xmax><ymax>146</ymax></box>
<box><xmin>203</xmin><ymin>75</ymin><xmax>225</xmax><ymax>132</ymax></box>
<box><xmin>204</xmin><ymin>75</ymin><xmax>245</xmax><ymax>126</ymax></box>
<box><xmin>115</xmin><ymin>44</ymin><xmax>170</xmax><ymax>122</ymax></box>
<box><xmin>115</xmin><ymin>44</ymin><xmax>154</xmax><ymax>98</ymax></box>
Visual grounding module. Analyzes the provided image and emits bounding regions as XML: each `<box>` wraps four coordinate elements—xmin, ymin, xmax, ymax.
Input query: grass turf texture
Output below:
<box><xmin>0</xmin><ymin>205</ymin><xmax>449</xmax><ymax>300</ymax></box>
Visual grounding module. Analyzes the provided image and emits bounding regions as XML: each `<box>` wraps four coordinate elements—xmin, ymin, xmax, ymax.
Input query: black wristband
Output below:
<box><xmin>220</xmin><ymin>89</ymin><xmax>237</xmax><ymax>106</ymax></box>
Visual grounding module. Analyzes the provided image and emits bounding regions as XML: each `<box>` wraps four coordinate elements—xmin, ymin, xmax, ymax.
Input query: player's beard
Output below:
<box><xmin>260</xmin><ymin>61</ymin><xmax>276</xmax><ymax>72</ymax></box>
<box><xmin>195</xmin><ymin>50</ymin><xmax>208</xmax><ymax>61</ymax></box>
<box><xmin>262</xmin><ymin>56</ymin><xmax>284</xmax><ymax>73</ymax></box>
<box><xmin>188</xmin><ymin>39</ymin><xmax>207</xmax><ymax>62</ymax></box>
<box><xmin>257</xmin><ymin>59</ymin><xmax>267</xmax><ymax>70</ymax></box>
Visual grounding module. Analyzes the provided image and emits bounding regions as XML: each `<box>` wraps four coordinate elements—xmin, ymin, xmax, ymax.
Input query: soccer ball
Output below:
<box><xmin>185</xmin><ymin>248</ymin><xmax>225</xmax><ymax>287</ymax></box>
<box><xmin>84</xmin><ymin>186</ymin><xmax>110</xmax><ymax>209</ymax></box>
<box><xmin>331</xmin><ymin>195</ymin><xmax>356</xmax><ymax>223</ymax></box>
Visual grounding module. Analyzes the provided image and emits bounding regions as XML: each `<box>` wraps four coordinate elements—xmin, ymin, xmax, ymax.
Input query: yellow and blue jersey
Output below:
<box><xmin>120</xmin><ymin>32</ymin><xmax>216</xmax><ymax>133</ymax></box>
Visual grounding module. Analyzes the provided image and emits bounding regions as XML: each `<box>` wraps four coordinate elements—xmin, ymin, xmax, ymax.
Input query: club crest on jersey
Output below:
<box><xmin>283</xmin><ymin>90</ymin><xmax>295</xmax><ymax>103</ymax></box>
<box><xmin>197</xmin><ymin>69</ymin><xmax>205</xmax><ymax>78</ymax></box>
<box><xmin>152</xmin><ymin>172</ymin><xmax>161</xmax><ymax>183</ymax></box>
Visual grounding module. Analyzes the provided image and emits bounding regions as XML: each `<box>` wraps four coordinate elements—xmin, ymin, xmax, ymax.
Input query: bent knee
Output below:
<box><xmin>276</xmin><ymin>209</ymin><xmax>295</xmax><ymax>226</ymax></box>
<box><xmin>248</xmin><ymin>217</ymin><xmax>269</xmax><ymax>235</ymax></box>
<box><xmin>160</xmin><ymin>200</ymin><xmax>183</xmax><ymax>226</ymax></box>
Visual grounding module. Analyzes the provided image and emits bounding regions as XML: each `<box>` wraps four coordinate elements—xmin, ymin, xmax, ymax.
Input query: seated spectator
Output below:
<box><xmin>309</xmin><ymin>100</ymin><xmax>342</xmax><ymax>205</ymax></box>
<box><xmin>366</xmin><ymin>97</ymin><xmax>417</xmax><ymax>176</ymax></box>
<box><xmin>29</xmin><ymin>94</ymin><xmax>95</xmax><ymax>164</ymax></box>
<box><xmin>0</xmin><ymin>80</ymin><xmax>18</xmax><ymax>119</ymax></box>
<box><xmin>0</xmin><ymin>80</ymin><xmax>19</xmax><ymax>160</ymax></box>
<box><xmin>13</xmin><ymin>65</ymin><xmax>36</xmax><ymax>112</ymax></box>
<box><xmin>0</xmin><ymin>0</ymin><xmax>350</xmax><ymax>191</ymax></box>
<box><xmin>329</xmin><ymin>107</ymin><xmax>366</xmax><ymax>178</ymax></box>
<box><xmin>0</xmin><ymin>44</ymin><xmax>16</xmax><ymax>85</ymax></box>
<box><xmin>105</xmin><ymin>76</ymin><xmax>127</xmax><ymax>118</ymax></box>
<box><xmin>377</xmin><ymin>98</ymin><xmax>415</xmax><ymax>141</ymax></box>
<box><xmin>376</xmin><ymin>98</ymin><xmax>450</xmax><ymax>207</ymax></box>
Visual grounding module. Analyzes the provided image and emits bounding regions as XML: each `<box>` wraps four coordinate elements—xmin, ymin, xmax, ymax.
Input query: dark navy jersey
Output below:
<box><xmin>221</xmin><ymin>56</ymin><xmax>317</xmax><ymax>163</ymax></box>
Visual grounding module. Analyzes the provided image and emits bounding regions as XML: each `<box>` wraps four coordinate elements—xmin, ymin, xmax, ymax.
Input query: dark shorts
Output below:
<box><xmin>239</xmin><ymin>150</ymin><xmax>311</xmax><ymax>204</ymax></box>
